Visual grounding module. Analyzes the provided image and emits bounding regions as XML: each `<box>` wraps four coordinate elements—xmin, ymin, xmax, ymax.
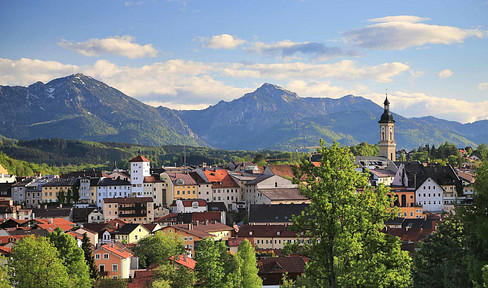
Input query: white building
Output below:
<box><xmin>245</xmin><ymin>175</ymin><xmax>302</xmax><ymax>205</ymax></box>
<box><xmin>130</xmin><ymin>156</ymin><xmax>151</xmax><ymax>197</ymax></box>
<box><xmin>415</xmin><ymin>177</ymin><xmax>443</xmax><ymax>212</ymax></box>
<box><xmin>170</xmin><ymin>199</ymin><xmax>208</xmax><ymax>213</ymax></box>
<box><xmin>96</xmin><ymin>178</ymin><xmax>131</xmax><ymax>208</ymax></box>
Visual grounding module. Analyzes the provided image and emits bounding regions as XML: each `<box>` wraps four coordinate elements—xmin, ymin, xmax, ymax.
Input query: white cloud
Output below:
<box><xmin>124</xmin><ymin>1</ymin><xmax>143</xmax><ymax>6</ymax></box>
<box><xmin>285</xmin><ymin>80</ymin><xmax>367</xmax><ymax>98</ymax></box>
<box><xmin>343</xmin><ymin>15</ymin><xmax>487</xmax><ymax>50</ymax></box>
<box><xmin>0</xmin><ymin>57</ymin><xmax>79</xmax><ymax>86</ymax></box>
<box><xmin>366</xmin><ymin>90</ymin><xmax>488</xmax><ymax>123</ymax></box>
<box><xmin>438</xmin><ymin>69</ymin><xmax>453</xmax><ymax>79</ymax></box>
<box><xmin>58</xmin><ymin>36</ymin><xmax>158</xmax><ymax>59</ymax></box>
<box><xmin>200</xmin><ymin>34</ymin><xmax>245</xmax><ymax>50</ymax></box>
<box><xmin>478</xmin><ymin>82</ymin><xmax>488</xmax><ymax>90</ymax></box>
<box><xmin>223</xmin><ymin>60</ymin><xmax>411</xmax><ymax>83</ymax></box>
<box><xmin>249</xmin><ymin>40</ymin><xmax>354</xmax><ymax>60</ymax></box>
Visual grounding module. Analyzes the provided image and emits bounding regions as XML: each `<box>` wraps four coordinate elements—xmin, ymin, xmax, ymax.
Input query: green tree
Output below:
<box><xmin>477</xmin><ymin>143</ymin><xmax>488</xmax><ymax>161</ymax></box>
<box><xmin>349</xmin><ymin>142</ymin><xmax>379</xmax><ymax>156</ymax></box>
<box><xmin>48</xmin><ymin>227</ymin><xmax>92</xmax><ymax>287</ymax></box>
<box><xmin>9</xmin><ymin>235</ymin><xmax>70</xmax><ymax>288</ymax></box>
<box><xmin>94</xmin><ymin>278</ymin><xmax>128</xmax><ymax>288</ymax></box>
<box><xmin>291</xmin><ymin>141</ymin><xmax>411</xmax><ymax>288</ymax></box>
<box><xmin>66</xmin><ymin>188</ymin><xmax>72</xmax><ymax>204</ymax></box>
<box><xmin>0</xmin><ymin>256</ymin><xmax>10</xmax><ymax>288</ymax></box>
<box><xmin>82</xmin><ymin>232</ymin><xmax>99</xmax><ymax>280</ymax></box>
<box><xmin>457</xmin><ymin>162</ymin><xmax>488</xmax><ymax>286</ymax></box>
<box><xmin>236</xmin><ymin>239</ymin><xmax>262</xmax><ymax>288</ymax></box>
<box><xmin>412</xmin><ymin>217</ymin><xmax>470</xmax><ymax>288</ymax></box>
<box><xmin>72</xmin><ymin>186</ymin><xmax>80</xmax><ymax>203</ymax></box>
<box><xmin>151</xmin><ymin>260</ymin><xmax>196</xmax><ymax>288</ymax></box>
<box><xmin>195</xmin><ymin>238</ymin><xmax>236</xmax><ymax>288</ymax></box>
<box><xmin>133</xmin><ymin>231</ymin><xmax>184</xmax><ymax>268</ymax></box>
<box><xmin>57</xmin><ymin>190</ymin><xmax>65</xmax><ymax>204</ymax></box>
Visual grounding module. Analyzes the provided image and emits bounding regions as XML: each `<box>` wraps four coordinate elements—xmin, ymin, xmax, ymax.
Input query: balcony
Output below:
<box><xmin>99</xmin><ymin>271</ymin><xmax>108</xmax><ymax>277</ymax></box>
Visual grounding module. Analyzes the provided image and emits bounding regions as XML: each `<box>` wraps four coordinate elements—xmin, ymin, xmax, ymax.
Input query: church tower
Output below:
<box><xmin>378</xmin><ymin>95</ymin><xmax>396</xmax><ymax>161</ymax></box>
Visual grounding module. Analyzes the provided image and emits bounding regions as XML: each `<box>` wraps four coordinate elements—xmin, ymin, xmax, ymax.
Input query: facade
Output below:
<box><xmin>94</xmin><ymin>243</ymin><xmax>133</xmax><ymax>279</ymax></box>
<box><xmin>41</xmin><ymin>178</ymin><xmax>76</xmax><ymax>203</ymax></box>
<box><xmin>114</xmin><ymin>223</ymin><xmax>150</xmax><ymax>244</ymax></box>
<box><xmin>201</xmin><ymin>168</ymin><xmax>241</xmax><ymax>209</ymax></box>
<box><xmin>378</xmin><ymin>96</ymin><xmax>396</xmax><ymax>161</ymax></box>
<box><xmin>129</xmin><ymin>156</ymin><xmax>151</xmax><ymax>197</ymax></box>
<box><xmin>236</xmin><ymin>224</ymin><xmax>309</xmax><ymax>250</ymax></box>
<box><xmin>102</xmin><ymin>197</ymin><xmax>154</xmax><ymax>224</ymax></box>
<box><xmin>415</xmin><ymin>178</ymin><xmax>444</xmax><ymax>212</ymax></box>
<box><xmin>245</xmin><ymin>175</ymin><xmax>304</xmax><ymax>205</ymax></box>
<box><xmin>96</xmin><ymin>178</ymin><xmax>131</xmax><ymax>208</ymax></box>
<box><xmin>161</xmin><ymin>172</ymin><xmax>199</xmax><ymax>204</ymax></box>
<box><xmin>169</xmin><ymin>199</ymin><xmax>207</xmax><ymax>214</ymax></box>
<box><xmin>143</xmin><ymin>176</ymin><xmax>165</xmax><ymax>217</ymax></box>
<box><xmin>189</xmin><ymin>172</ymin><xmax>214</xmax><ymax>203</ymax></box>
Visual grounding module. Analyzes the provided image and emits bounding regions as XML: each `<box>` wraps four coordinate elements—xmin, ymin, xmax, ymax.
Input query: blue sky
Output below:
<box><xmin>1</xmin><ymin>0</ymin><xmax>487</xmax><ymax>123</ymax></box>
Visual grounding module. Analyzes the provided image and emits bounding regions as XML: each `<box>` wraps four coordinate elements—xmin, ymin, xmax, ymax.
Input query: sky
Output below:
<box><xmin>1</xmin><ymin>0</ymin><xmax>488</xmax><ymax>123</ymax></box>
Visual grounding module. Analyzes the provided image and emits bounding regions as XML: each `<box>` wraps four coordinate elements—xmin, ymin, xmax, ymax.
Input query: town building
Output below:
<box><xmin>129</xmin><ymin>156</ymin><xmax>151</xmax><ymax>197</ymax></box>
<box><xmin>245</xmin><ymin>175</ymin><xmax>307</xmax><ymax>205</ymax></box>
<box><xmin>378</xmin><ymin>96</ymin><xmax>396</xmax><ymax>161</ymax></box>
<box><xmin>102</xmin><ymin>197</ymin><xmax>154</xmax><ymax>224</ymax></box>
<box><xmin>94</xmin><ymin>243</ymin><xmax>134</xmax><ymax>279</ymax></box>
<box><xmin>114</xmin><ymin>223</ymin><xmax>150</xmax><ymax>244</ymax></box>
<box><xmin>95</xmin><ymin>178</ymin><xmax>131</xmax><ymax>208</ymax></box>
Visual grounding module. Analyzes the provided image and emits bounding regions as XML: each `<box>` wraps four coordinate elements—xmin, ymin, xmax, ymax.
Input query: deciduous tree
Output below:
<box><xmin>133</xmin><ymin>231</ymin><xmax>184</xmax><ymax>268</ymax></box>
<box><xmin>236</xmin><ymin>239</ymin><xmax>262</xmax><ymax>288</ymax></box>
<box><xmin>291</xmin><ymin>141</ymin><xmax>411</xmax><ymax>288</ymax></box>
<box><xmin>9</xmin><ymin>235</ymin><xmax>69</xmax><ymax>288</ymax></box>
<box><xmin>48</xmin><ymin>227</ymin><xmax>92</xmax><ymax>287</ymax></box>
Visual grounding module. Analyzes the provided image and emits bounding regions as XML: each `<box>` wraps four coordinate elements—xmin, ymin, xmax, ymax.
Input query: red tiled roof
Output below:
<box><xmin>267</xmin><ymin>165</ymin><xmax>295</xmax><ymax>179</ymax></box>
<box><xmin>203</xmin><ymin>169</ymin><xmax>239</xmax><ymax>188</ymax></box>
<box><xmin>130</xmin><ymin>155</ymin><xmax>150</xmax><ymax>162</ymax></box>
<box><xmin>170</xmin><ymin>221</ymin><xmax>233</xmax><ymax>239</ymax></box>
<box><xmin>143</xmin><ymin>176</ymin><xmax>163</xmax><ymax>183</ymax></box>
<box><xmin>170</xmin><ymin>255</ymin><xmax>196</xmax><ymax>270</ymax></box>
<box><xmin>0</xmin><ymin>246</ymin><xmax>11</xmax><ymax>255</ymax></box>
<box><xmin>153</xmin><ymin>213</ymin><xmax>178</xmax><ymax>223</ymax></box>
<box><xmin>99</xmin><ymin>243</ymin><xmax>133</xmax><ymax>259</ymax></box>
<box><xmin>166</xmin><ymin>173</ymin><xmax>197</xmax><ymax>186</ymax></box>
<box><xmin>127</xmin><ymin>270</ymin><xmax>154</xmax><ymax>288</ymax></box>
<box><xmin>170</xmin><ymin>199</ymin><xmax>207</xmax><ymax>207</ymax></box>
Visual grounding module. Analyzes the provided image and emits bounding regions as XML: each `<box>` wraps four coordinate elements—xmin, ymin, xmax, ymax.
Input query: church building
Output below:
<box><xmin>378</xmin><ymin>96</ymin><xmax>396</xmax><ymax>161</ymax></box>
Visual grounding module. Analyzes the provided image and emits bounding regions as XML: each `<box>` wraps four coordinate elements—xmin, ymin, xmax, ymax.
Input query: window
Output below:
<box><xmin>103</xmin><ymin>253</ymin><xmax>109</xmax><ymax>259</ymax></box>
<box><xmin>95</xmin><ymin>254</ymin><xmax>100</xmax><ymax>260</ymax></box>
<box><xmin>112</xmin><ymin>264</ymin><xmax>118</xmax><ymax>272</ymax></box>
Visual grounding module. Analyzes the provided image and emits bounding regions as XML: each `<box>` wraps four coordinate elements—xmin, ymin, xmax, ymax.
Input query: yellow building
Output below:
<box><xmin>161</xmin><ymin>173</ymin><xmax>198</xmax><ymax>206</ymax></box>
<box><xmin>114</xmin><ymin>223</ymin><xmax>150</xmax><ymax>244</ymax></box>
<box><xmin>42</xmin><ymin>178</ymin><xmax>76</xmax><ymax>203</ymax></box>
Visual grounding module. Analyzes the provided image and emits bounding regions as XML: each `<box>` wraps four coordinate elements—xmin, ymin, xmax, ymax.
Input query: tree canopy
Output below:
<box><xmin>133</xmin><ymin>231</ymin><xmax>184</xmax><ymax>268</ymax></box>
<box><xmin>291</xmin><ymin>140</ymin><xmax>411</xmax><ymax>288</ymax></box>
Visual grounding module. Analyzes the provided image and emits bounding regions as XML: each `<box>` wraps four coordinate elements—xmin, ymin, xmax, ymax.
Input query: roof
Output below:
<box><xmin>99</xmin><ymin>243</ymin><xmax>133</xmax><ymax>259</ymax></box>
<box><xmin>207</xmin><ymin>202</ymin><xmax>227</xmax><ymax>212</ymax></box>
<box><xmin>115</xmin><ymin>223</ymin><xmax>146</xmax><ymax>235</ymax></box>
<box><xmin>202</xmin><ymin>169</ymin><xmax>239</xmax><ymax>188</ymax></box>
<box><xmin>457</xmin><ymin>171</ymin><xmax>475</xmax><ymax>183</ymax></box>
<box><xmin>246</xmin><ymin>174</ymin><xmax>274</xmax><ymax>185</ymax></box>
<box><xmin>130</xmin><ymin>155</ymin><xmax>150</xmax><ymax>162</ymax></box>
<box><xmin>170</xmin><ymin>254</ymin><xmax>196</xmax><ymax>270</ymax></box>
<box><xmin>143</xmin><ymin>176</ymin><xmax>163</xmax><ymax>183</ymax></box>
<box><xmin>370</xmin><ymin>169</ymin><xmax>396</xmax><ymax>178</ymax></box>
<box><xmin>97</xmin><ymin>177</ymin><xmax>130</xmax><ymax>187</ymax></box>
<box><xmin>166</xmin><ymin>173</ymin><xmax>197</xmax><ymax>186</ymax></box>
<box><xmin>32</xmin><ymin>208</ymin><xmax>71</xmax><ymax>218</ymax></box>
<box><xmin>71</xmin><ymin>207</ymin><xmax>97</xmax><ymax>223</ymax></box>
<box><xmin>170</xmin><ymin>221</ymin><xmax>233</xmax><ymax>239</ymax></box>
<box><xmin>128</xmin><ymin>270</ymin><xmax>155</xmax><ymax>288</ymax></box>
<box><xmin>170</xmin><ymin>199</ymin><xmax>206</xmax><ymax>207</ymax></box>
<box><xmin>258</xmin><ymin>188</ymin><xmax>308</xmax><ymax>201</ymax></box>
<box><xmin>258</xmin><ymin>256</ymin><xmax>307</xmax><ymax>274</ymax></box>
<box><xmin>249</xmin><ymin>203</ymin><xmax>309</xmax><ymax>223</ymax></box>
<box><xmin>237</xmin><ymin>224</ymin><xmax>299</xmax><ymax>238</ymax></box>
<box><xmin>103</xmin><ymin>197</ymin><xmax>153</xmax><ymax>204</ymax></box>
<box><xmin>43</xmin><ymin>178</ymin><xmax>76</xmax><ymax>187</ymax></box>
<box><xmin>379</xmin><ymin>96</ymin><xmax>395</xmax><ymax>123</ymax></box>
<box><xmin>0</xmin><ymin>164</ymin><xmax>8</xmax><ymax>175</ymax></box>
<box><xmin>265</xmin><ymin>165</ymin><xmax>295</xmax><ymax>179</ymax></box>
<box><xmin>189</xmin><ymin>172</ymin><xmax>208</xmax><ymax>184</ymax></box>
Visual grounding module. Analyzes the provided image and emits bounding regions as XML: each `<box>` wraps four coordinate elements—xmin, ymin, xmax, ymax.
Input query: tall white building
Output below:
<box><xmin>130</xmin><ymin>156</ymin><xmax>151</xmax><ymax>197</ymax></box>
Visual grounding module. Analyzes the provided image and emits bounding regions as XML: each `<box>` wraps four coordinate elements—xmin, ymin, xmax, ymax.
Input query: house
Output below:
<box><xmin>199</xmin><ymin>168</ymin><xmax>241</xmax><ymax>209</ymax></box>
<box><xmin>129</xmin><ymin>155</ymin><xmax>151</xmax><ymax>197</ymax></box>
<box><xmin>160</xmin><ymin>173</ymin><xmax>199</xmax><ymax>206</ymax></box>
<box><xmin>457</xmin><ymin>170</ymin><xmax>476</xmax><ymax>199</ymax></box>
<box><xmin>248</xmin><ymin>203</ymin><xmax>309</xmax><ymax>225</ymax></box>
<box><xmin>114</xmin><ymin>223</ymin><xmax>150</xmax><ymax>244</ymax></box>
<box><xmin>75</xmin><ymin>227</ymin><xmax>99</xmax><ymax>247</ymax></box>
<box><xmin>94</xmin><ymin>243</ymin><xmax>134</xmax><ymax>279</ymax></box>
<box><xmin>263</xmin><ymin>164</ymin><xmax>296</xmax><ymax>180</ymax></box>
<box><xmin>160</xmin><ymin>221</ymin><xmax>233</xmax><ymax>257</ymax></box>
<box><xmin>71</xmin><ymin>206</ymin><xmax>98</xmax><ymax>223</ymax></box>
<box><xmin>11</xmin><ymin>177</ymin><xmax>34</xmax><ymax>205</ymax></box>
<box><xmin>188</xmin><ymin>171</ymin><xmax>214</xmax><ymax>204</ymax></box>
<box><xmin>32</xmin><ymin>207</ymin><xmax>72</xmax><ymax>220</ymax></box>
<box><xmin>24</xmin><ymin>175</ymin><xmax>55</xmax><ymax>207</ymax></box>
<box><xmin>103</xmin><ymin>197</ymin><xmax>154</xmax><ymax>224</ymax></box>
<box><xmin>87</xmin><ymin>209</ymin><xmax>105</xmax><ymax>223</ymax></box>
<box><xmin>236</xmin><ymin>224</ymin><xmax>309</xmax><ymax>250</ymax></box>
<box><xmin>95</xmin><ymin>178</ymin><xmax>131</xmax><ymax>208</ymax></box>
<box><xmin>169</xmin><ymin>199</ymin><xmax>207</xmax><ymax>214</ymax></box>
<box><xmin>142</xmin><ymin>175</ymin><xmax>165</xmax><ymax>218</ymax></box>
<box><xmin>258</xmin><ymin>256</ymin><xmax>307</xmax><ymax>285</ymax></box>
<box><xmin>154</xmin><ymin>211</ymin><xmax>224</xmax><ymax>226</ymax></box>
<box><xmin>245</xmin><ymin>175</ymin><xmax>308</xmax><ymax>205</ymax></box>
<box><xmin>79</xmin><ymin>177</ymin><xmax>98</xmax><ymax>204</ymax></box>
<box><xmin>41</xmin><ymin>178</ymin><xmax>77</xmax><ymax>203</ymax></box>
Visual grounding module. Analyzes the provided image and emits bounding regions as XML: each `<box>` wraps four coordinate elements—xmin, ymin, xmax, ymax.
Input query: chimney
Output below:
<box><xmin>44</xmin><ymin>204</ymin><xmax>47</xmax><ymax>209</ymax></box>
<box><xmin>59</xmin><ymin>203</ymin><xmax>63</xmax><ymax>208</ymax></box>
<box><xmin>49</xmin><ymin>218</ymin><xmax>53</xmax><ymax>224</ymax></box>
<box><xmin>184</xmin><ymin>254</ymin><xmax>187</xmax><ymax>262</ymax></box>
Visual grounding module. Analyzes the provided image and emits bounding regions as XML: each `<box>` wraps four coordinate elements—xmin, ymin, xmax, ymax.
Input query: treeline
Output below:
<box><xmin>408</xmin><ymin>142</ymin><xmax>488</xmax><ymax>166</ymax></box>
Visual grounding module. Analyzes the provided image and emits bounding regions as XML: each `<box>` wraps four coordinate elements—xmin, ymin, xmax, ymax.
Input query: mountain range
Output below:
<box><xmin>1</xmin><ymin>74</ymin><xmax>487</xmax><ymax>151</ymax></box>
